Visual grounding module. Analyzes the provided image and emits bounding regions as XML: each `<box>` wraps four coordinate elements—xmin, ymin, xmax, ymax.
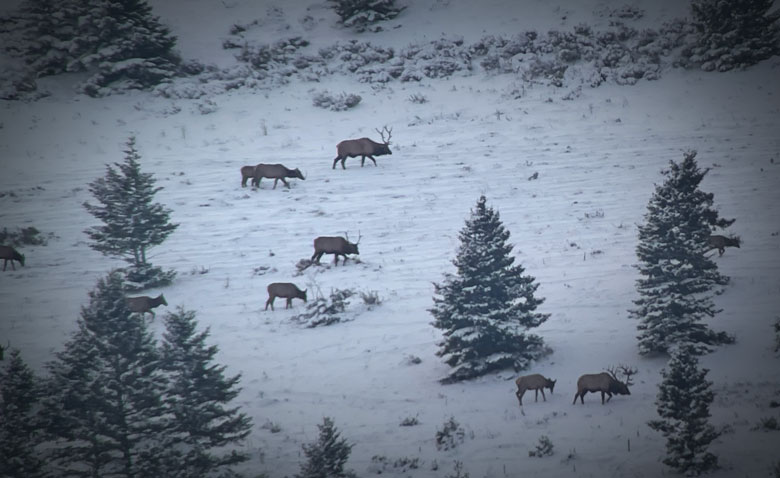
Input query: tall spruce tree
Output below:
<box><xmin>296</xmin><ymin>417</ymin><xmax>355</xmax><ymax>478</ymax></box>
<box><xmin>684</xmin><ymin>0</ymin><xmax>780</xmax><ymax>72</ymax></box>
<box><xmin>41</xmin><ymin>271</ymin><xmax>172</xmax><ymax>477</ymax></box>
<box><xmin>160</xmin><ymin>307</ymin><xmax>253</xmax><ymax>478</ymax></box>
<box><xmin>630</xmin><ymin>151</ymin><xmax>735</xmax><ymax>356</ymax></box>
<box><xmin>84</xmin><ymin>136</ymin><xmax>178</xmax><ymax>291</ymax></box>
<box><xmin>430</xmin><ymin>195</ymin><xmax>550</xmax><ymax>383</ymax></box>
<box><xmin>648</xmin><ymin>345</ymin><xmax>720</xmax><ymax>475</ymax></box>
<box><xmin>0</xmin><ymin>349</ymin><xmax>45</xmax><ymax>478</ymax></box>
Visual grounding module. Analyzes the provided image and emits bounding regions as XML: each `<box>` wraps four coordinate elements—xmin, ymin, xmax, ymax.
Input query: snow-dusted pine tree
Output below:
<box><xmin>160</xmin><ymin>307</ymin><xmax>253</xmax><ymax>478</ymax></box>
<box><xmin>648</xmin><ymin>345</ymin><xmax>720</xmax><ymax>476</ymax></box>
<box><xmin>296</xmin><ymin>417</ymin><xmax>356</xmax><ymax>478</ymax></box>
<box><xmin>41</xmin><ymin>271</ymin><xmax>171</xmax><ymax>477</ymax></box>
<box><xmin>0</xmin><ymin>349</ymin><xmax>45</xmax><ymax>478</ymax></box>
<box><xmin>330</xmin><ymin>0</ymin><xmax>405</xmax><ymax>33</ymax></box>
<box><xmin>430</xmin><ymin>195</ymin><xmax>550</xmax><ymax>383</ymax></box>
<box><xmin>682</xmin><ymin>0</ymin><xmax>780</xmax><ymax>71</ymax></box>
<box><xmin>84</xmin><ymin>136</ymin><xmax>178</xmax><ymax>291</ymax></box>
<box><xmin>630</xmin><ymin>150</ymin><xmax>735</xmax><ymax>356</ymax></box>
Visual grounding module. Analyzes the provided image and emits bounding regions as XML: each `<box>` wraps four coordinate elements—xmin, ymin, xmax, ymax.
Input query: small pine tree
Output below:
<box><xmin>160</xmin><ymin>307</ymin><xmax>253</xmax><ymax>478</ymax></box>
<box><xmin>41</xmin><ymin>271</ymin><xmax>171</xmax><ymax>477</ymax></box>
<box><xmin>630</xmin><ymin>150</ymin><xmax>735</xmax><ymax>356</ymax></box>
<box><xmin>683</xmin><ymin>0</ymin><xmax>780</xmax><ymax>71</ymax></box>
<box><xmin>0</xmin><ymin>349</ymin><xmax>45</xmax><ymax>478</ymax></box>
<box><xmin>84</xmin><ymin>136</ymin><xmax>178</xmax><ymax>290</ymax></box>
<box><xmin>330</xmin><ymin>0</ymin><xmax>405</xmax><ymax>32</ymax></box>
<box><xmin>648</xmin><ymin>345</ymin><xmax>720</xmax><ymax>475</ymax></box>
<box><xmin>296</xmin><ymin>417</ymin><xmax>356</xmax><ymax>478</ymax></box>
<box><xmin>430</xmin><ymin>195</ymin><xmax>550</xmax><ymax>383</ymax></box>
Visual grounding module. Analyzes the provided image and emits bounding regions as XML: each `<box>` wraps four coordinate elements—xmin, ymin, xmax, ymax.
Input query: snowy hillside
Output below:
<box><xmin>1</xmin><ymin>0</ymin><xmax>779</xmax><ymax>477</ymax></box>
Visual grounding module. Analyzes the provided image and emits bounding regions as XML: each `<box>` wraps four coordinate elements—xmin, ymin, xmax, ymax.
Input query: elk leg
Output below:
<box><xmin>361</xmin><ymin>156</ymin><xmax>365</xmax><ymax>167</ymax></box>
<box><xmin>534</xmin><ymin>389</ymin><xmax>539</xmax><ymax>402</ymax></box>
<box><xmin>718</xmin><ymin>248</ymin><xmax>724</xmax><ymax>256</ymax></box>
<box><xmin>601</xmin><ymin>391</ymin><xmax>605</xmax><ymax>404</ymax></box>
<box><xmin>605</xmin><ymin>392</ymin><xmax>612</xmax><ymax>403</ymax></box>
<box><xmin>286</xmin><ymin>298</ymin><xmax>292</xmax><ymax>309</ymax></box>
<box><xmin>540</xmin><ymin>389</ymin><xmax>547</xmax><ymax>402</ymax></box>
<box><xmin>281</xmin><ymin>178</ymin><xmax>290</xmax><ymax>188</ymax></box>
<box><xmin>516</xmin><ymin>390</ymin><xmax>524</xmax><ymax>407</ymax></box>
<box><xmin>272</xmin><ymin>179</ymin><xmax>278</xmax><ymax>189</ymax></box>
<box><xmin>572</xmin><ymin>392</ymin><xmax>579</xmax><ymax>405</ymax></box>
<box><xmin>265</xmin><ymin>296</ymin><xmax>274</xmax><ymax>311</ymax></box>
<box><xmin>241</xmin><ymin>176</ymin><xmax>248</xmax><ymax>187</ymax></box>
<box><xmin>368</xmin><ymin>155</ymin><xmax>377</xmax><ymax>166</ymax></box>
<box><xmin>2</xmin><ymin>260</ymin><xmax>6</xmax><ymax>271</ymax></box>
<box><xmin>332</xmin><ymin>156</ymin><xmax>342</xmax><ymax>169</ymax></box>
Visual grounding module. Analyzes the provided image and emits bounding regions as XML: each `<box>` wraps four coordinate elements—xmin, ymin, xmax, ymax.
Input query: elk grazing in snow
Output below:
<box><xmin>241</xmin><ymin>164</ymin><xmax>305</xmax><ymax>189</ymax></box>
<box><xmin>0</xmin><ymin>245</ymin><xmax>25</xmax><ymax>271</ymax></box>
<box><xmin>126</xmin><ymin>294</ymin><xmax>168</xmax><ymax>319</ymax></box>
<box><xmin>311</xmin><ymin>233</ymin><xmax>361</xmax><ymax>266</ymax></box>
<box><xmin>573</xmin><ymin>365</ymin><xmax>637</xmax><ymax>405</ymax></box>
<box><xmin>708</xmin><ymin>234</ymin><xmax>741</xmax><ymax>256</ymax></box>
<box><xmin>332</xmin><ymin>126</ymin><xmax>392</xmax><ymax>169</ymax></box>
<box><xmin>265</xmin><ymin>283</ymin><xmax>307</xmax><ymax>310</ymax></box>
<box><xmin>515</xmin><ymin>374</ymin><xmax>556</xmax><ymax>406</ymax></box>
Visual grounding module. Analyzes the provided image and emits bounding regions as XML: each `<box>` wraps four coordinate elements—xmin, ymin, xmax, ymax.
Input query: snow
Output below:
<box><xmin>1</xmin><ymin>0</ymin><xmax>780</xmax><ymax>477</ymax></box>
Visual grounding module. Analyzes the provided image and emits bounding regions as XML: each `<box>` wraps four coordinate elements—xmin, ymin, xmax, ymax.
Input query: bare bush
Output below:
<box><xmin>529</xmin><ymin>435</ymin><xmax>554</xmax><ymax>457</ymax></box>
<box><xmin>435</xmin><ymin>417</ymin><xmax>465</xmax><ymax>451</ymax></box>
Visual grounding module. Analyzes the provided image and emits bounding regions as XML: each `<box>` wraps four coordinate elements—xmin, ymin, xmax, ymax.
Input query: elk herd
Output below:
<box><xmin>515</xmin><ymin>365</ymin><xmax>638</xmax><ymax>407</ymax></box>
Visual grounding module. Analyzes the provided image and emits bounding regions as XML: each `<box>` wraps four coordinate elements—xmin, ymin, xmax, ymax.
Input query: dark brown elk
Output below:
<box><xmin>573</xmin><ymin>365</ymin><xmax>637</xmax><ymax>405</ymax></box>
<box><xmin>332</xmin><ymin>126</ymin><xmax>392</xmax><ymax>169</ymax></box>
<box><xmin>0</xmin><ymin>245</ymin><xmax>25</xmax><ymax>271</ymax></box>
<box><xmin>240</xmin><ymin>165</ymin><xmax>256</xmax><ymax>187</ymax></box>
<box><xmin>515</xmin><ymin>374</ymin><xmax>556</xmax><ymax>406</ymax></box>
<box><xmin>126</xmin><ymin>294</ymin><xmax>168</xmax><ymax>319</ymax></box>
<box><xmin>265</xmin><ymin>282</ymin><xmax>307</xmax><ymax>310</ymax></box>
<box><xmin>708</xmin><ymin>234</ymin><xmax>740</xmax><ymax>256</ymax></box>
<box><xmin>251</xmin><ymin>163</ymin><xmax>305</xmax><ymax>189</ymax></box>
<box><xmin>311</xmin><ymin>233</ymin><xmax>361</xmax><ymax>266</ymax></box>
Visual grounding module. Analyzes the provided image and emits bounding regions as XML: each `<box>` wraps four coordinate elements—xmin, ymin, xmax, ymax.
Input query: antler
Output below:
<box><xmin>618</xmin><ymin>364</ymin><xmax>638</xmax><ymax>386</ymax></box>
<box><xmin>375</xmin><ymin>125</ymin><xmax>392</xmax><ymax>145</ymax></box>
<box><xmin>355</xmin><ymin>230</ymin><xmax>362</xmax><ymax>245</ymax></box>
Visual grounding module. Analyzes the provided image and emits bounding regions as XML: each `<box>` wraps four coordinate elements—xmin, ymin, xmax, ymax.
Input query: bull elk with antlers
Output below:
<box><xmin>311</xmin><ymin>232</ymin><xmax>361</xmax><ymax>266</ymax></box>
<box><xmin>332</xmin><ymin>126</ymin><xmax>392</xmax><ymax>169</ymax></box>
<box><xmin>573</xmin><ymin>365</ymin><xmax>637</xmax><ymax>405</ymax></box>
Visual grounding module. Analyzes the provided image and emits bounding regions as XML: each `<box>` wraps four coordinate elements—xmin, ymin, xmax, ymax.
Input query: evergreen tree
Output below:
<box><xmin>648</xmin><ymin>345</ymin><xmax>720</xmax><ymax>475</ymax></box>
<box><xmin>430</xmin><ymin>195</ymin><xmax>550</xmax><ymax>383</ymax></box>
<box><xmin>296</xmin><ymin>417</ymin><xmax>355</xmax><ymax>478</ymax></box>
<box><xmin>84</xmin><ymin>136</ymin><xmax>178</xmax><ymax>290</ymax></box>
<box><xmin>0</xmin><ymin>349</ymin><xmax>45</xmax><ymax>478</ymax></box>
<box><xmin>683</xmin><ymin>0</ymin><xmax>780</xmax><ymax>72</ymax></box>
<box><xmin>41</xmin><ymin>271</ymin><xmax>171</xmax><ymax>477</ymax></box>
<box><xmin>630</xmin><ymin>151</ymin><xmax>735</xmax><ymax>356</ymax></box>
<box><xmin>160</xmin><ymin>307</ymin><xmax>253</xmax><ymax>478</ymax></box>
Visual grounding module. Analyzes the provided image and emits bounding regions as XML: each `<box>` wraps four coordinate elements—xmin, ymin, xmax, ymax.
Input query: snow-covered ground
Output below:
<box><xmin>1</xmin><ymin>1</ymin><xmax>779</xmax><ymax>477</ymax></box>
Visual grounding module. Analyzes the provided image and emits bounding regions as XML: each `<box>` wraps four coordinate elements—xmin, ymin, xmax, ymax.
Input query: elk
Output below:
<box><xmin>265</xmin><ymin>282</ymin><xmax>307</xmax><ymax>310</ymax></box>
<box><xmin>515</xmin><ymin>374</ymin><xmax>556</xmax><ymax>406</ymax></box>
<box><xmin>332</xmin><ymin>126</ymin><xmax>392</xmax><ymax>169</ymax></box>
<box><xmin>251</xmin><ymin>163</ymin><xmax>305</xmax><ymax>189</ymax></box>
<box><xmin>126</xmin><ymin>294</ymin><xmax>168</xmax><ymax>319</ymax></box>
<box><xmin>708</xmin><ymin>234</ymin><xmax>741</xmax><ymax>256</ymax></box>
<box><xmin>573</xmin><ymin>365</ymin><xmax>637</xmax><ymax>405</ymax></box>
<box><xmin>0</xmin><ymin>245</ymin><xmax>25</xmax><ymax>271</ymax></box>
<box><xmin>240</xmin><ymin>165</ymin><xmax>256</xmax><ymax>187</ymax></box>
<box><xmin>311</xmin><ymin>232</ymin><xmax>361</xmax><ymax>266</ymax></box>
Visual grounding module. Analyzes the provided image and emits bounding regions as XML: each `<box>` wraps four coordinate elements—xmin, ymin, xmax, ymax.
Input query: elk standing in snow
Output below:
<box><xmin>515</xmin><ymin>374</ymin><xmax>556</xmax><ymax>406</ymax></box>
<box><xmin>311</xmin><ymin>233</ymin><xmax>361</xmax><ymax>266</ymax></box>
<box><xmin>126</xmin><ymin>294</ymin><xmax>168</xmax><ymax>319</ymax></box>
<box><xmin>708</xmin><ymin>234</ymin><xmax>740</xmax><ymax>256</ymax></box>
<box><xmin>0</xmin><ymin>245</ymin><xmax>25</xmax><ymax>271</ymax></box>
<box><xmin>573</xmin><ymin>365</ymin><xmax>637</xmax><ymax>405</ymax></box>
<box><xmin>265</xmin><ymin>283</ymin><xmax>307</xmax><ymax>310</ymax></box>
<box><xmin>332</xmin><ymin>126</ymin><xmax>392</xmax><ymax>169</ymax></box>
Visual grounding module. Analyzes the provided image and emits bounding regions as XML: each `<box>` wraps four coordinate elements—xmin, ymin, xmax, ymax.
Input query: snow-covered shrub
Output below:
<box><xmin>408</xmin><ymin>93</ymin><xmax>428</xmax><ymax>103</ymax></box>
<box><xmin>0</xmin><ymin>67</ymin><xmax>45</xmax><ymax>101</ymax></box>
<box><xmin>528</xmin><ymin>435</ymin><xmax>554</xmax><ymax>457</ymax></box>
<box><xmin>291</xmin><ymin>288</ymin><xmax>355</xmax><ymax>327</ymax></box>
<box><xmin>399</xmin><ymin>415</ymin><xmax>420</xmax><ymax>426</ymax></box>
<box><xmin>195</xmin><ymin>98</ymin><xmax>218</xmax><ymax>115</ymax></box>
<box><xmin>435</xmin><ymin>417</ymin><xmax>465</xmax><ymax>451</ymax></box>
<box><xmin>681</xmin><ymin>0</ymin><xmax>780</xmax><ymax>72</ymax></box>
<box><xmin>312</xmin><ymin>90</ymin><xmax>362</xmax><ymax>111</ymax></box>
<box><xmin>330</xmin><ymin>0</ymin><xmax>405</xmax><ymax>33</ymax></box>
<box><xmin>297</xmin><ymin>417</ymin><xmax>356</xmax><ymax>478</ymax></box>
<box><xmin>0</xmin><ymin>226</ymin><xmax>53</xmax><ymax>247</ymax></box>
<box><xmin>359</xmin><ymin>290</ymin><xmax>382</xmax><ymax>307</ymax></box>
<box><xmin>606</xmin><ymin>4</ymin><xmax>645</xmax><ymax>20</ymax></box>
<box><xmin>402</xmin><ymin>36</ymin><xmax>472</xmax><ymax>79</ymax></box>
<box><xmin>79</xmin><ymin>57</ymin><xmax>180</xmax><ymax>97</ymax></box>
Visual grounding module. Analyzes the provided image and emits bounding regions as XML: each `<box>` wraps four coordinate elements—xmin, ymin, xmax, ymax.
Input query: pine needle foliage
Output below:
<box><xmin>648</xmin><ymin>345</ymin><xmax>720</xmax><ymax>476</ymax></box>
<box><xmin>630</xmin><ymin>150</ymin><xmax>735</xmax><ymax>356</ymax></box>
<box><xmin>41</xmin><ymin>271</ymin><xmax>171</xmax><ymax>477</ymax></box>
<box><xmin>683</xmin><ymin>0</ymin><xmax>780</xmax><ymax>71</ymax></box>
<box><xmin>431</xmin><ymin>195</ymin><xmax>550</xmax><ymax>383</ymax></box>
<box><xmin>296</xmin><ymin>417</ymin><xmax>356</xmax><ymax>478</ymax></box>
<box><xmin>160</xmin><ymin>307</ymin><xmax>253</xmax><ymax>478</ymax></box>
<box><xmin>0</xmin><ymin>349</ymin><xmax>45</xmax><ymax>478</ymax></box>
<box><xmin>84</xmin><ymin>136</ymin><xmax>178</xmax><ymax>290</ymax></box>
